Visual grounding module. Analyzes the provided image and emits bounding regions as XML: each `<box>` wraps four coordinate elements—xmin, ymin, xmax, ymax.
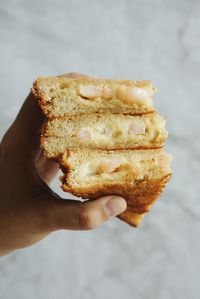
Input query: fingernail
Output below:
<box><xmin>104</xmin><ymin>196</ymin><xmax>127</xmax><ymax>217</ymax></box>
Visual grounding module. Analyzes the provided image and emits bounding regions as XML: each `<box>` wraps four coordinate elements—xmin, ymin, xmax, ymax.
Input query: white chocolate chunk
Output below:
<box><xmin>116</xmin><ymin>86</ymin><xmax>150</xmax><ymax>105</ymax></box>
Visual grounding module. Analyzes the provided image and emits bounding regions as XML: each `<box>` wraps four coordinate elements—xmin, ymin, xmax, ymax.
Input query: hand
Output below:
<box><xmin>0</xmin><ymin>73</ymin><xmax>126</xmax><ymax>256</ymax></box>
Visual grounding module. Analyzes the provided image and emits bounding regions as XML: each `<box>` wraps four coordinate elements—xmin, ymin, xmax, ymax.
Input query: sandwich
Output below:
<box><xmin>32</xmin><ymin>77</ymin><xmax>157</xmax><ymax>117</ymax></box>
<box><xmin>59</xmin><ymin>149</ymin><xmax>172</xmax><ymax>227</ymax></box>
<box><xmin>33</xmin><ymin>76</ymin><xmax>172</xmax><ymax>227</ymax></box>
<box><xmin>41</xmin><ymin>112</ymin><xmax>168</xmax><ymax>158</ymax></box>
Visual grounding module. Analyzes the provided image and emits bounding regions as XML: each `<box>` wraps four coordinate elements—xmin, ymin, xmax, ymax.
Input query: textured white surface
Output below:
<box><xmin>0</xmin><ymin>0</ymin><xmax>200</xmax><ymax>298</ymax></box>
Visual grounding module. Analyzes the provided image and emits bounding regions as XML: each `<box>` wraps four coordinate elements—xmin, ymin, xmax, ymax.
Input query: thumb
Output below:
<box><xmin>46</xmin><ymin>195</ymin><xmax>127</xmax><ymax>231</ymax></box>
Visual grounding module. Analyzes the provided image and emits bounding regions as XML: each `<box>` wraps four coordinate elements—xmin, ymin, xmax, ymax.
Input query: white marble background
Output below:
<box><xmin>0</xmin><ymin>0</ymin><xmax>200</xmax><ymax>298</ymax></box>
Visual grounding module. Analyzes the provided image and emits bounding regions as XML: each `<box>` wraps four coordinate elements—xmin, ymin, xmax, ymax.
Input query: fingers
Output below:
<box><xmin>35</xmin><ymin>149</ymin><xmax>59</xmax><ymax>184</ymax></box>
<box><xmin>45</xmin><ymin>195</ymin><xmax>127</xmax><ymax>231</ymax></box>
<box><xmin>35</xmin><ymin>151</ymin><xmax>59</xmax><ymax>184</ymax></box>
<box><xmin>58</xmin><ymin>72</ymin><xmax>100</xmax><ymax>80</ymax></box>
<box><xmin>58</xmin><ymin>72</ymin><xmax>91</xmax><ymax>79</ymax></box>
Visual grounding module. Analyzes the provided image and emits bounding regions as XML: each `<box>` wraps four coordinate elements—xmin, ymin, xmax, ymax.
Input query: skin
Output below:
<box><xmin>0</xmin><ymin>73</ymin><xmax>127</xmax><ymax>256</ymax></box>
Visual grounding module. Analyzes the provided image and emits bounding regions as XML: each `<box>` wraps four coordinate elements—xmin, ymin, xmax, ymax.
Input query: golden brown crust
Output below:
<box><xmin>117</xmin><ymin>209</ymin><xmax>147</xmax><ymax>227</ymax></box>
<box><xmin>31</xmin><ymin>84</ymin><xmax>49</xmax><ymax>117</ymax></box>
<box><xmin>41</xmin><ymin>142</ymin><xmax>162</xmax><ymax>161</ymax></box>
<box><xmin>60</xmin><ymin>173</ymin><xmax>171</xmax><ymax>227</ymax></box>
<box><xmin>42</xmin><ymin>139</ymin><xmax>164</xmax><ymax>160</ymax></box>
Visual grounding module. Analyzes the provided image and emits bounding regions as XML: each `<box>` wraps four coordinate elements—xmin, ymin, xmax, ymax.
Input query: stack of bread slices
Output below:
<box><xmin>32</xmin><ymin>76</ymin><xmax>172</xmax><ymax>227</ymax></box>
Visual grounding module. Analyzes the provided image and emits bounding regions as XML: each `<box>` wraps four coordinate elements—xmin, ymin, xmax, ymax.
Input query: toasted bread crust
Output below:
<box><xmin>117</xmin><ymin>209</ymin><xmax>147</xmax><ymax>227</ymax></box>
<box><xmin>32</xmin><ymin>84</ymin><xmax>49</xmax><ymax>117</ymax></box>
<box><xmin>60</xmin><ymin>174</ymin><xmax>171</xmax><ymax>227</ymax></box>
<box><xmin>41</xmin><ymin>136</ymin><xmax>163</xmax><ymax>160</ymax></box>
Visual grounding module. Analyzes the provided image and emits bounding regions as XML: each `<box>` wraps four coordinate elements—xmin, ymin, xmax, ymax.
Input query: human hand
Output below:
<box><xmin>0</xmin><ymin>73</ymin><xmax>127</xmax><ymax>256</ymax></box>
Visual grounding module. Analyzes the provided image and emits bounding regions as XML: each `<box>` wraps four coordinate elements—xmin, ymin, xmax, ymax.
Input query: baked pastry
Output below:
<box><xmin>32</xmin><ymin>77</ymin><xmax>157</xmax><ymax>117</ymax></box>
<box><xmin>59</xmin><ymin>149</ymin><xmax>172</xmax><ymax>227</ymax></box>
<box><xmin>42</xmin><ymin>112</ymin><xmax>167</xmax><ymax>158</ymax></box>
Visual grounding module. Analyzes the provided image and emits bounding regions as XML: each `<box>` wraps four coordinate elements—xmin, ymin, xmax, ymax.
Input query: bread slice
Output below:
<box><xmin>59</xmin><ymin>149</ymin><xmax>172</xmax><ymax>227</ymax></box>
<box><xmin>42</xmin><ymin>112</ymin><xmax>167</xmax><ymax>158</ymax></box>
<box><xmin>32</xmin><ymin>77</ymin><xmax>157</xmax><ymax>117</ymax></box>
